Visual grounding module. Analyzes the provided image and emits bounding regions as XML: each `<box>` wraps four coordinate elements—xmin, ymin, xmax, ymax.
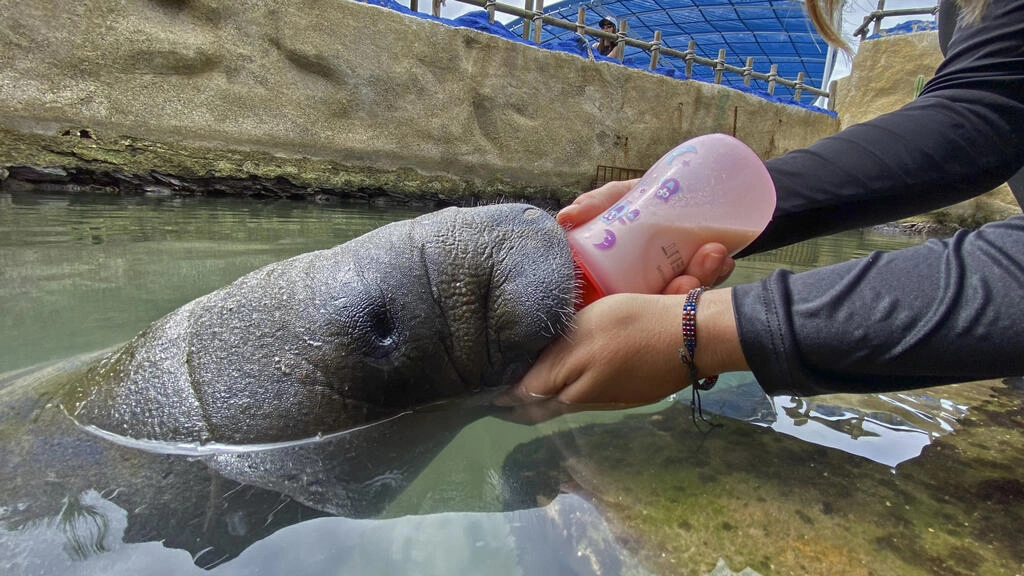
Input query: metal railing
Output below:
<box><xmin>398</xmin><ymin>0</ymin><xmax>829</xmax><ymax>102</ymax></box>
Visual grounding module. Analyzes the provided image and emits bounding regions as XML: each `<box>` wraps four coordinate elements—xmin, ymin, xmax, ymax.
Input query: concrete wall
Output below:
<box><xmin>831</xmin><ymin>31</ymin><xmax>944</xmax><ymax>130</ymax></box>
<box><xmin>0</xmin><ymin>0</ymin><xmax>838</xmax><ymax>205</ymax></box>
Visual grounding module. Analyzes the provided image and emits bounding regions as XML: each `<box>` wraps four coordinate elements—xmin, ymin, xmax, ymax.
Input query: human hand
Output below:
<box><xmin>557</xmin><ymin>180</ymin><xmax>736</xmax><ymax>292</ymax></box>
<box><xmin>495</xmin><ymin>289</ymin><xmax>744</xmax><ymax>424</ymax></box>
<box><xmin>495</xmin><ymin>294</ymin><xmax>689</xmax><ymax>422</ymax></box>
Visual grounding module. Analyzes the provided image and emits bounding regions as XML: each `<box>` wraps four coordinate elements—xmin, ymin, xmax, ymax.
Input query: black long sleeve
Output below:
<box><xmin>732</xmin><ymin>0</ymin><xmax>1024</xmax><ymax>395</ymax></box>
<box><xmin>739</xmin><ymin>0</ymin><xmax>1024</xmax><ymax>255</ymax></box>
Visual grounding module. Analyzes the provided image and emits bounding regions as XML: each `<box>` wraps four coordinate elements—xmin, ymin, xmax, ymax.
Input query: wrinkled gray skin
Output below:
<box><xmin>66</xmin><ymin>204</ymin><xmax>576</xmax><ymax>445</ymax></box>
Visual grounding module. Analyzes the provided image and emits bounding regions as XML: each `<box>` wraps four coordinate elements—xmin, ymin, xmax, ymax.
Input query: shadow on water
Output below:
<box><xmin>2</xmin><ymin>191</ymin><xmax>1023</xmax><ymax>575</ymax></box>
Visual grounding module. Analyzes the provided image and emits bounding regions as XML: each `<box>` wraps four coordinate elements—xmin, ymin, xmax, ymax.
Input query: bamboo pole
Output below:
<box><xmin>793</xmin><ymin>71</ymin><xmax>805</xmax><ymax>102</ymax></box>
<box><xmin>742</xmin><ymin>56</ymin><xmax>754</xmax><ymax>86</ymax></box>
<box><xmin>714</xmin><ymin>48</ymin><xmax>726</xmax><ymax>84</ymax></box>
<box><xmin>614</xmin><ymin>20</ymin><xmax>628</xmax><ymax>61</ymax></box>
<box><xmin>432</xmin><ymin>0</ymin><xmax>441</xmax><ymax>18</ymax></box>
<box><xmin>649</xmin><ymin>30</ymin><xmax>662</xmax><ymax>70</ymax></box>
<box><xmin>486</xmin><ymin>0</ymin><xmax>496</xmax><ymax>24</ymax></box>
<box><xmin>575</xmin><ymin>7</ymin><xmax>585</xmax><ymax>36</ymax></box>
<box><xmin>853</xmin><ymin>5</ymin><xmax>938</xmax><ymax>38</ymax></box>
<box><xmin>857</xmin><ymin>15</ymin><xmax>873</xmax><ymax>40</ymax></box>
<box><xmin>684</xmin><ymin>40</ymin><xmax>696</xmax><ymax>78</ymax></box>
<box><xmin>522</xmin><ymin>0</ymin><xmax>533</xmax><ymax>40</ymax></box>
<box><xmin>767</xmin><ymin>64</ymin><xmax>779</xmax><ymax>95</ymax></box>
<box><xmin>872</xmin><ymin>0</ymin><xmax>886</xmax><ymax>36</ymax></box>
<box><xmin>410</xmin><ymin>0</ymin><xmax>418</xmax><ymax>12</ymax></box>
<box><xmin>532</xmin><ymin>0</ymin><xmax>544</xmax><ymax>44</ymax></box>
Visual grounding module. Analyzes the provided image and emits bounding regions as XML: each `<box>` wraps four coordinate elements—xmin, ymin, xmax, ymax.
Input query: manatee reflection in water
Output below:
<box><xmin>0</xmin><ymin>372</ymin><xmax>652</xmax><ymax>575</ymax></box>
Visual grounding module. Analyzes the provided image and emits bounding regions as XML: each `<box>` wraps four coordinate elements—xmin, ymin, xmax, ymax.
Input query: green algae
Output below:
<box><xmin>503</xmin><ymin>380</ymin><xmax>1024</xmax><ymax>576</ymax></box>
<box><xmin>0</xmin><ymin>124</ymin><xmax>579</xmax><ymax>206</ymax></box>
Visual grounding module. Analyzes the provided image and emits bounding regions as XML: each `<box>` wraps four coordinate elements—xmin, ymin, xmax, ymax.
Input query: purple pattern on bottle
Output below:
<box><xmin>592</xmin><ymin>228</ymin><xmax>616</xmax><ymax>250</ymax></box>
<box><xmin>654</xmin><ymin>178</ymin><xmax>680</xmax><ymax>202</ymax></box>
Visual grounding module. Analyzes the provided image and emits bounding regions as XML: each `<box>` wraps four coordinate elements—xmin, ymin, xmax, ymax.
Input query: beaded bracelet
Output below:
<box><xmin>679</xmin><ymin>286</ymin><xmax>719</xmax><ymax>391</ymax></box>
<box><xmin>680</xmin><ymin>286</ymin><xmax>719</xmax><ymax>426</ymax></box>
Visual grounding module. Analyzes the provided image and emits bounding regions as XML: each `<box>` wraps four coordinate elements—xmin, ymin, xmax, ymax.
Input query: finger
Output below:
<box><xmin>661</xmin><ymin>244</ymin><xmax>734</xmax><ymax>295</ymax></box>
<box><xmin>506</xmin><ymin>338</ymin><xmax>575</xmax><ymax>403</ymax></box>
<box><xmin>556</xmin><ymin>179</ymin><xmax>639</xmax><ymax>228</ymax></box>
<box><xmin>662</xmin><ymin>275</ymin><xmax>703</xmax><ymax>295</ymax></box>
<box><xmin>691</xmin><ymin>243</ymin><xmax>730</xmax><ymax>283</ymax></box>
<box><xmin>492</xmin><ymin>379</ymin><xmax>554</xmax><ymax>406</ymax></box>
<box><xmin>714</xmin><ymin>258</ymin><xmax>736</xmax><ymax>286</ymax></box>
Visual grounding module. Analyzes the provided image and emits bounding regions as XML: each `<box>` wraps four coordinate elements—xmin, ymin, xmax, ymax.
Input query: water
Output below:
<box><xmin>0</xmin><ymin>192</ymin><xmax>427</xmax><ymax>376</ymax></box>
<box><xmin>1</xmin><ymin>190</ymin><xmax>1022</xmax><ymax>576</ymax></box>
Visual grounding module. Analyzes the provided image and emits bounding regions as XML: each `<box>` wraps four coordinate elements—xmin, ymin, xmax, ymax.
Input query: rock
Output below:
<box><xmin>832</xmin><ymin>32</ymin><xmax>944</xmax><ymax>130</ymax></box>
<box><xmin>8</xmin><ymin>166</ymin><xmax>69</xmax><ymax>182</ymax></box>
<box><xmin>706</xmin><ymin>558</ymin><xmax>764</xmax><ymax>576</ymax></box>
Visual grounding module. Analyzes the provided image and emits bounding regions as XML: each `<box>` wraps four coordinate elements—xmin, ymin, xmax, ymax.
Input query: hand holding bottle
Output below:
<box><xmin>557</xmin><ymin>181</ymin><xmax>735</xmax><ymax>296</ymax></box>
<box><xmin>565</xmin><ymin>134</ymin><xmax>775</xmax><ymax>306</ymax></box>
<box><xmin>499</xmin><ymin>135</ymin><xmax>774</xmax><ymax>420</ymax></box>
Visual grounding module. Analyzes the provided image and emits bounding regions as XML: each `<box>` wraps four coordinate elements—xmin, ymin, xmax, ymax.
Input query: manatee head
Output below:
<box><xmin>67</xmin><ymin>204</ymin><xmax>576</xmax><ymax>444</ymax></box>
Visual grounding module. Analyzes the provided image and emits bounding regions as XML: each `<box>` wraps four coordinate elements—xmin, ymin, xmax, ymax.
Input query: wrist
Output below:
<box><xmin>693</xmin><ymin>287</ymin><xmax>747</xmax><ymax>378</ymax></box>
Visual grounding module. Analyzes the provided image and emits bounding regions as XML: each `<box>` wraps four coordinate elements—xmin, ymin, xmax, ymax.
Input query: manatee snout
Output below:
<box><xmin>68</xmin><ymin>204</ymin><xmax>577</xmax><ymax>444</ymax></box>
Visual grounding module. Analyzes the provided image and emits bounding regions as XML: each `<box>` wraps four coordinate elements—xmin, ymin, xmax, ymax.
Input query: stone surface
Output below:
<box><xmin>0</xmin><ymin>0</ymin><xmax>836</xmax><ymax>205</ymax></box>
<box><xmin>832</xmin><ymin>32</ymin><xmax>944</xmax><ymax>130</ymax></box>
<box><xmin>1</xmin><ymin>2</ymin><xmax>1013</xmax><ymax>225</ymax></box>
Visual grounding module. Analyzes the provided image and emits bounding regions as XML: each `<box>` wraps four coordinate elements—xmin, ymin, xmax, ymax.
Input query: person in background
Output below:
<box><xmin>509</xmin><ymin>0</ymin><xmax>1024</xmax><ymax>414</ymax></box>
<box><xmin>593</xmin><ymin>16</ymin><xmax>618</xmax><ymax>57</ymax></box>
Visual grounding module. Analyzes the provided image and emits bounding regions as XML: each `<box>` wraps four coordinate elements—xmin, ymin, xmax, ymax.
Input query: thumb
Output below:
<box><xmin>556</xmin><ymin>179</ymin><xmax>638</xmax><ymax>228</ymax></box>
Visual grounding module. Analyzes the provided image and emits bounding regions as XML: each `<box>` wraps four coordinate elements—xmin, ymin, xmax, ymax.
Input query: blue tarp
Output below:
<box><xmin>507</xmin><ymin>0</ymin><xmax>831</xmax><ymax>101</ymax></box>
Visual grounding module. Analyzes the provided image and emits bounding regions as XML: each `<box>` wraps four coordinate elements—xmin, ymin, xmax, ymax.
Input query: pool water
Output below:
<box><xmin>1</xmin><ymin>190</ymin><xmax>1021</xmax><ymax>576</ymax></box>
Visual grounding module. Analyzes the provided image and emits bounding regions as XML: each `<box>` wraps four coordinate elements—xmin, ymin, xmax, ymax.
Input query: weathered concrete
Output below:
<box><xmin>0</xmin><ymin>0</ymin><xmax>837</xmax><ymax>205</ymax></box>
<box><xmin>831</xmin><ymin>31</ymin><xmax>1021</xmax><ymax>226</ymax></box>
<box><xmin>832</xmin><ymin>32</ymin><xmax>944</xmax><ymax>130</ymax></box>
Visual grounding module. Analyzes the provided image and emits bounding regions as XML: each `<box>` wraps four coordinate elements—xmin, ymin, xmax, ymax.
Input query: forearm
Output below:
<box><xmin>733</xmin><ymin>215</ymin><xmax>1024</xmax><ymax>395</ymax></box>
<box><xmin>740</xmin><ymin>0</ymin><xmax>1024</xmax><ymax>255</ymax></box>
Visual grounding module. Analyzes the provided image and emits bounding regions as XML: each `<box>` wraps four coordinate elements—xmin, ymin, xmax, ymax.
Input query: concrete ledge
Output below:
<box><xmin>0</xmin><ymin>0</ymin><xmax>837</xmax><ymax>205</ymax></box>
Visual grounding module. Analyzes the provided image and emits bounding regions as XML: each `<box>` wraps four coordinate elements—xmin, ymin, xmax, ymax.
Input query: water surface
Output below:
<box><xmin>1</xmin><ymin>191</ymin><xmax>1021</xmax><ymax>576</ymax></box>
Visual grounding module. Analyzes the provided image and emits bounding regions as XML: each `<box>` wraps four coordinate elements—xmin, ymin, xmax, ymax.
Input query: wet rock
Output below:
<box><xmin>9</xmin><ymin>166</ymin><xmax>69</xmax><ymax>182</ymax></box>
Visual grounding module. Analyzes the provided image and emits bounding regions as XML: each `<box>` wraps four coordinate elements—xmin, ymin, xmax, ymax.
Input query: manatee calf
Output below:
<box><xmin>63</xmin><ymin>204</ymin><xmax>576</xmax><ymax>445</ymax></box>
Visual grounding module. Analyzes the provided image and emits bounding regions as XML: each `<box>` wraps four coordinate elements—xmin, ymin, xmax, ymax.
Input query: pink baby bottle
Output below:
<box><xmin>568</xmin><ymin>133</ymin><xmax>776</xmax><ymax>308</ymax></box>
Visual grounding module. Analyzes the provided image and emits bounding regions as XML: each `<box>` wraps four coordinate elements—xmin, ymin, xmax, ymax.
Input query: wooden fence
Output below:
<box><xmin>852</xmin><ymin>0</ymin><xmax>940</xmax><ymax>40</ymax></box>
<box><xmin>401</xmin><ymin>0</ymin><xmax>830</xmax><ymax>103</ymax></box>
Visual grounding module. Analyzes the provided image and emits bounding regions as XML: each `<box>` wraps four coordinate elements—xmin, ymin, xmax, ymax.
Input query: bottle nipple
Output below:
<box><xmin>573</xmin><ymin>252</ymin><xmax>606</xmax><ymax>310</ymax></box>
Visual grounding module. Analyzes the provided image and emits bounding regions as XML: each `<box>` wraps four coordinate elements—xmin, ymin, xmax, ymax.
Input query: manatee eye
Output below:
<box><xmin>355</xmin><ymin>292</ymin><xmax>400</xmax><ymax>366</ymax></box>
<box><xmin>368</xmin><ymin>303</ymin><xmax>395</xmax><ymax>347</ymax></box>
